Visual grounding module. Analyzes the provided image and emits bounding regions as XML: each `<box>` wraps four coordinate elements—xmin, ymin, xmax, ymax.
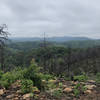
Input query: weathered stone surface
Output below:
<box><xmin>87</xmin><ymin>80</ymin><xmax>96</xmax><ymax>83</ymax></box>
<box><xmin>0</xmin><ymin>89</ymin><xmax>4</xmax><ymax>95</ymax></box>
<box><xmin>71</xmin><ymin>81</ymin><xmax>78</xmax><ymax>85</ymax></box>
<box><xmin>16</xmin><ymin>90</ymin><xmax>21</xmax><ymax>94</ymax></box>
<box><xmin>84</xmin><ymin>90</ymin><xmax>92</xmax><ymax>94</ymax></box>
<box><xmin>23</xmin><ymin>93</ymin><xmax>31</xmax><ymax>99</ymax></box>
<box><xmin>86</xmin><ymin>85</ymin><xmax>96</xmax><ymax>90</ymax></box>
<box><xmin>63</xmin><ymin>85</ymin><xmax>67</xmax><ymax>88</ymax></box>
<box><xmin>13</xmin><ymin>97</ymin><xmax>19</xmax><ymax>100</ymax></box>
<box><xmin>63</xmin><ymin>88</ymin><xmax>72</xmax><ymax>93</ymax></box>
<box><xmin>80</xmin><ymin>82</ymin><xmax>86</xmax><ymax>85</ymax></box>
<box><xmin>6</xmin><ymin>94</ymin><xmax>15</xmax><ymax>99</ymax></box>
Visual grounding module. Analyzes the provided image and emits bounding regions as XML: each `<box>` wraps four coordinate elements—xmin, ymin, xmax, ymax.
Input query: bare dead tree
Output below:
<box><xmin>67</xmin><ymin>45</ymin><xmax>72</xmax><ymax>77</ymax></box>
<box><xmin>42</xmin><ymin>32</ymin><xmax>47</xmax><ymax>71</ymax></box>
<box><xmin>0</xmin><ymin>24</ymin><xmax>9</xmax><ymax>71</ymax></box>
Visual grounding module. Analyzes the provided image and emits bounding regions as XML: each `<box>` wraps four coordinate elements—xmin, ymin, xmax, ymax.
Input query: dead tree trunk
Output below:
<box><xmin>0</xmin><ymin>24</ymin><xmax>9</xmax><ymax>71</ymax></box>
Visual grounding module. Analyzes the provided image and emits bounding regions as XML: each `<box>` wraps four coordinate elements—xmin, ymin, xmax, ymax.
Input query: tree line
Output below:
<box><xmin>0</xmin><ymin>25</ymin><xmax>100</xmax><ymax>77</ymax></box>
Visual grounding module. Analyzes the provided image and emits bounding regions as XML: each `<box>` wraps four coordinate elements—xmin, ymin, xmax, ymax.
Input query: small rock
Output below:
<box><xmin>13</xmin><ymin>97</ymin><xmax>19</xmax><ymax>100</ymax></box>
<box><xmin>87</xmin><ymin>80</ymin><xmax>96</xmax><ymax>83</ymax></box>
<box><xmin>71</xmin><ymin>86</ymin><xmax>74</xmax><ymax>89</ymax></box>
<box><xmin>63</xmin><ymin>88</ymin><xmax>72</xmax><ymax>93</ymax></box>
<box><xmin>71</xmin><ymin>81</ymin><xmax>78</xmax><ymax>85</ymax></box>
<box><xmin>74</xmin><ymin>82</ymin><xmax>79</xmax><ymax>85</ymax></box>
<box><xmin>0</xmin><ymin>89</ymin><xmax>4</xmax><ymax>95</ymax></box>
<box><xmin>16</xmin><ymin>90</ymin><xmax>21</xmax><ymax>94</ymax></box>
<box><xmin>14</xmin><ymin>94</ymin><xmax>19</xmax><ymax>97</ymax></box>
<box><xmin>23</xmin><ymin>93</ymin><xmax>31</xmax><ymax>99</ymax></box>
<box><xmin>80</xmin><ymin>82</ymin><xmax>86</xmax><ymax>85</ymax></box>
<box><xmin>86</xmin><ymin>85</ymin><xmax>96</xmax><ymax>90</ymax></box>
<box><xmin>84</xmin><ymin>90</ymin><xmax>92</xmax><ymax>94</ymax></box>
<box><xmin>63</xmin><ymin>85</ymin><xmax>67</xmax><ymax>88</ymax></box>
<box><xmin>6</xmin><ymin>94</ymin><xmax>15</xmax><ymax>99</ymax></box>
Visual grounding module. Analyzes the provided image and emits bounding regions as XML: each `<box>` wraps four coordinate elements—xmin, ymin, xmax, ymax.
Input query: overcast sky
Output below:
<box><xmin>0</xmin><ymin>0</ymin><xmax>100</xmax><ymax>38</ymax></box>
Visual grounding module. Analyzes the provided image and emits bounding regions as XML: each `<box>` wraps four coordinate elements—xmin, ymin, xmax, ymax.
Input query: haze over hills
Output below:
<box><xmin>10</xmin><ymin>36</ymin><xmax>92</xmax><ymax>42</ymax></box>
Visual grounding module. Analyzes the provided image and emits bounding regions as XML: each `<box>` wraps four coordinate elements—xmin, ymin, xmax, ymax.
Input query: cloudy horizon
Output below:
<box><xmin>0</xmin><ymin>0</ymin><xmax>100</xmax><ymax>38</ymax></box>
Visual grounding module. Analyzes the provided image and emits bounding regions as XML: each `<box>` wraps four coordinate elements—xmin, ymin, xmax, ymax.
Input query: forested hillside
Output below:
<box><xmin>7</xmin><ymin>39</ymin><xmax>100</xmax><ymax>51</ymax></box>
<box><xmin>4</xmin><ymin>40</ymin><xmax>100</xmax><ymax>74</ymax></box>
<box><xmin>0</xmin><ymin>36</ymin><xmax>100</xmax><ymax>100</ymax></box>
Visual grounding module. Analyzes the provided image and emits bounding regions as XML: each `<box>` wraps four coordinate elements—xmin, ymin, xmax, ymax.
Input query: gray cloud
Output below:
<box><xmin>0</xmin><ymin>0</ymin><xmax>100</xmax><ymax>38</ymax></box>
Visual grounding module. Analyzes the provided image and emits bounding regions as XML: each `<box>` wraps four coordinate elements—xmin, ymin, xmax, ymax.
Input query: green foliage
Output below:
<box><xmin>0</xmin><ymin>70</ymin><xmax>3</xmax><ymax>79</ymax></box>
<box><xmin>0</xmin><ymin>67</ymin><xmax>28</xmax><ymax>89</ymax></box>
<box><xmin>47</xmin><ymin>80</ymin><xmax>57</xmax><ymax>89</ymax></box>
<box><xmin>61</xmin><ymin>75</ymin><xmax>71</xmax><ymax>81</ymax></box>
<box><xmin>58</xmin><ymin>82</ymin><xmax>63</xmax><ymax>88</ymax></box>
<box><xmin>73</xmin><ymin>83</ymin><xmax>87</xmax><ymax>97</ymax></box>
<box><xmin>74</xmin><ymin>74</ymin><xmax>88</xmax><ymax>82</ymax></box>
<box><xmin>21</xmin><ymin>79</ymin><xmax>33</xmax><ymax>94</ymax></box>
<box><xmin>82</xmin><ymin>86</ymin><xmax>87</xmax><ymax>92</ymax></box>
<box><xmin>73</xmin><ymin>89</ymin><xmax>80</xmax><ymax>97</ymax></box>
<box><xmin>32</xmin><ymin>87</ymin><xmax>39</xmax><ymax>92</ymax></box>
<box><xmin>96</xmin><ymin>73</ymin><xmax>100</xmax><ymax>83</ymax></box>
<box><xmin>74</xmin><ymin>83</ymin><xmax>81</xmax><ymax>89</ymax></box>
<box><xmin>0</xmin><ymin>72</ymin><xmax>15</xmax><ymax>89</ymax></box>
<box><xmin>73</xmin><ymin>83</ymin><xmax>81</xmax><ymax>97</ymax></box>
<box><xmin>0</xmin><ymin>62</ymin><xmax>45</xmax><ymax>90</ymax></box>
<box><xmin>52</xmin><ymin>88</ymin><xmax>63</xmax><ymax>98</ymax></box>
<box><xmin>39</xmin><ymin>73</ymin><xmax>55</xmax><ymax>81</ymax></box>
<box><xmin>22</xmin><ymin>62</ymin><xmax>42</xmax><ymax>89</ymax></box>
<box><xmin>11</xmin><ymin>67</ymin><xmax>25</xmax><ymax>80</ymax></box>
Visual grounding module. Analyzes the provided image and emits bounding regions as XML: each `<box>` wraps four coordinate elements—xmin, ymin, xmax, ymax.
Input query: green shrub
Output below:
<box><xmin>52</xmin><ymin>88</ymin><xmax>63</xmax><ymax>98</ymax></box>
<box><xmin>73</xmin><ymin>83</ymin><xmax>87</xmax><ymax>97</ymax></box>
<box><xmin>0</xmin><ymin>72</ymin><xmax>15</xmax><ymax>89</ymax></box>
<box><xmin>74</xmin><ymin>83</ymin><xmax>80</xmax><ymax>88</ymax></box>
<box><xmin>74</xmin><ymin>74</ymin><xmax>88</xmax><ymax>82</ymax></box>
<box><xmin>73</xmin><ymin>83</ymin><xmax>81</xmax><ymax>97</ymax></box>
<box><xmin>82</xmin><ymin>86</ymin><xmax>87</xmax><ymax>92</ymax></box>
<box><xmin>22</xmin><ymin>63</ymin><xmax>42</xmax><ymax>89</ymax></box>
<box><xmin>64</xmin><ymin>77</ymin><xmax>71</xmax><ymax>81</ymax></box>
<box><xmin>47</xmin><ymin>80</ymin><xmax>57</xmax><ymax>90</ymax></box>
<box><xmin>0</xmin><ymin>70</ymin><xmax>3</xmax><ymax>79</ymax></box>
<box><xmin>32</xmin><ymin>74</ymin><xmax>42</xmax><ymax>90</ymax></box>
<box><xmin>42</xmin><ymin>74</ymin><xmax>54</xmax><ymax>81</ymax></box>
<box><xmin>73</xmin><ymin>89</ymin><xmax>80</xmax><ymax>97</ymax></box>
<box><xmin>58</xmin><ymin>82</ymin><xmax>63</xmax><ymax>88</ymax></box>
<box><xmin>11</xmin><ymin>67</ymin><xmax>25</xmax><ymax>80</ymax></box>
<box><xmin>32</xmin><ymin>86</ymin><xmax>39</xmax><ymax>93</ymax></box>
<box><xmin>21</xmin><ymin>79</ymin><xmax>34</xmax><ymax>94</ymax></box>
<box><xmin>96</xmin><ymin>73</ymin><xmax>100</xmax><ymax>83</ymax></box>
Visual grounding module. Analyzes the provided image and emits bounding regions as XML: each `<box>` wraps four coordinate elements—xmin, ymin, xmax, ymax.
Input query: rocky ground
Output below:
<box><xmin>0</xmin><ymin>79</ymin><xmax>100</xmax><ymax>100</ymax></box>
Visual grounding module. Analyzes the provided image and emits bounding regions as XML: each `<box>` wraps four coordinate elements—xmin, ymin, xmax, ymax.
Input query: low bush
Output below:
<box><xmin>40</xmin><ymin>73</ymin><xmax>55</xmax><ymax>81</ymax></box>
<box><xmin>74</xmin><ymin>74</ymin><xmax>88</xmax><ymax>82</ymax></box>
<box><xmin>11</xmin><ymin>67</ymin><xmax>25</xmax><ymax>80</ymax></box>
<box><xmin>73</xmin><ymin>88</ymin><xmax>80</xmax><ymax>97</ymax></box>
<box><xmin>0</xmin><ymin>70</ymin><xmax>3</xmax><ymax>79</ymax></box>
<box><xmin>52</xmin><ymin>88</ymin><xmax>63</xmax><ymax>98</ymax></box>
<box><xmin>0</xmin><ymin>62</ymin><xmax>55</xmax><ymax>90</ymax></box>
<box><xmin>0</xmin><ymin>72</ymin><xmax>15</xmax><ymax>89</ymax></box>
<box><xmin>96</xmin><ymin>73</ymin><xmax>100</xmax><ymax>83</ymax></box>
<box><xmin>58</xmin><ymin>82</ymin><xmax>63</xmax><ymax>88</ymax></box>
<box><xmin>73</xmin><ymin>83</ymin><xmax>87</xmax><ymax>97</ymax></box>
<box><xmin>21</xmin><ymin>79</ymin><xmax>34</xmax><ymax>94</ymax></box>
<box><xmin>22</xmin><ymin>63</ymin><xmax>42</xmax><ymax>89</ymax></box>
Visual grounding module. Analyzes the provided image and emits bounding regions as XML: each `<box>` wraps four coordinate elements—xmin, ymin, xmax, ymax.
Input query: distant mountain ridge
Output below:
<box><xmin>9</xmin><ymin>36</ymin><xmax>91</xmax><ymax>42</ymax></box>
